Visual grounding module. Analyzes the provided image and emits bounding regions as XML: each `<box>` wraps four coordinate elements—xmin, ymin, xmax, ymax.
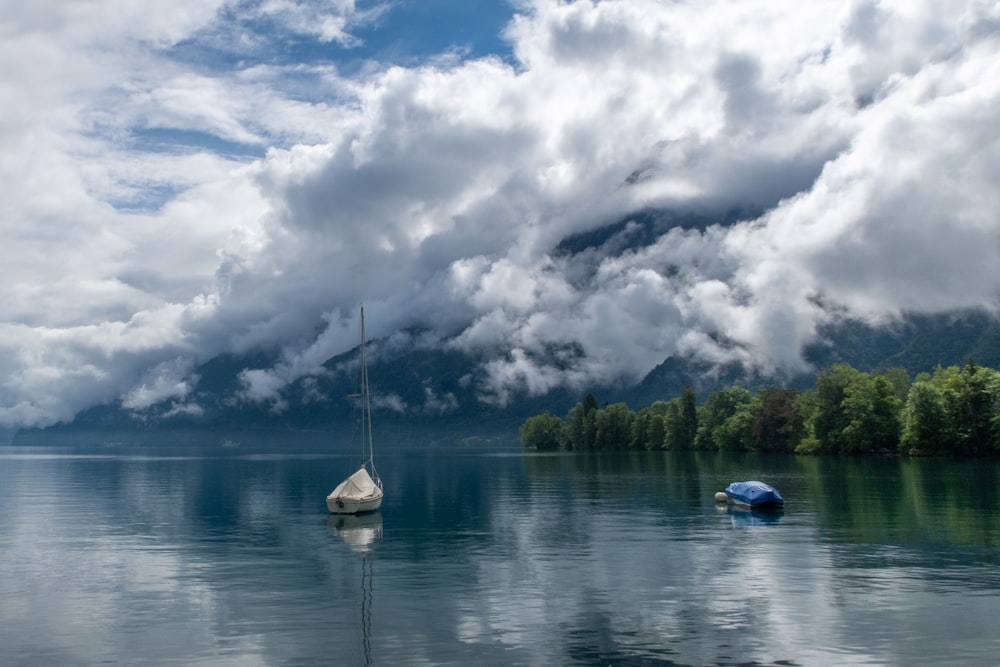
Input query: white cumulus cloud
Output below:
<box><xmin>1</xmin><ymin>0</ymin><xmax>998</xmax><ymax>427</ymax></box>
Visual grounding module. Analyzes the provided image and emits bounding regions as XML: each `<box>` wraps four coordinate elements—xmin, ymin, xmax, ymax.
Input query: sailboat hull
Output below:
<box><xmin>326</xmin><ymin>492</ymin><xmax>383</xmax><ymax>515</ymax></box>
<box><xmin>327</xmin><ymin>466</ymin><xmax>384</xmax><ymax>514</ymax></box>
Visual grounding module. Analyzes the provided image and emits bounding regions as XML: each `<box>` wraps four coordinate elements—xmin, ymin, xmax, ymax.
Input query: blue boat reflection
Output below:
<box><xmin>727</xmin><ymin>505</ymin><xmax>783</xmax><ymax>528</ymax></box>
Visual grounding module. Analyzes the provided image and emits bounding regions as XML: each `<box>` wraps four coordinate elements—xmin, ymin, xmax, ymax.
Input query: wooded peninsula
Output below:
<box><xmin>519</xmin><ymin>361</ymin><xmax>1000</xmax><ymax>456</ymax></box>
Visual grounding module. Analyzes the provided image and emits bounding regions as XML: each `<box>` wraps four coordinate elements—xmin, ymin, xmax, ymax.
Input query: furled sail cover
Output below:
<box><xmin>329</xmin><ymin>467</ymin><xmax>380</xmax><ymax>501</ymax></box>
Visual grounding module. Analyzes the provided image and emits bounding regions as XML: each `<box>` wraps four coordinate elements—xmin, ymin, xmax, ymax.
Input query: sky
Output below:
<box><xmin>1</xmin><ymin>0</ymin><xmax>999</xmax><ymax>428</ymax></box>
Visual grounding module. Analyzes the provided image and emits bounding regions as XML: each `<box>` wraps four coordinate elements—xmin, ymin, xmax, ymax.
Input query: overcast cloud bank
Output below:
<box><xmin>1</xmin><ymin>0</ymin><xmax>999</xmax><ymax>427</ymax></box>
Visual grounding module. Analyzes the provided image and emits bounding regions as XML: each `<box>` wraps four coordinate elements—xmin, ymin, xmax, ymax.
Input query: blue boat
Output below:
<box><xmin>725</xmin><ymin>481</ymin><xmax>784</xmax><ymax>509</ymax></box>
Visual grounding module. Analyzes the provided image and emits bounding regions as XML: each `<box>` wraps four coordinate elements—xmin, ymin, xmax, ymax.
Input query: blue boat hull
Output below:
<box><xmin>725</xmin><ymin>481</ymin><xmax>784</xmax><ymax>509</ymax></box>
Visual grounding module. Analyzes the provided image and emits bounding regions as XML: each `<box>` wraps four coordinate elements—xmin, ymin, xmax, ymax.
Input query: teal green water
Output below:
<box><xmin>1</xmin><ymin>440</ymin><xmax>998</xmax><ymax>665</ymax></box>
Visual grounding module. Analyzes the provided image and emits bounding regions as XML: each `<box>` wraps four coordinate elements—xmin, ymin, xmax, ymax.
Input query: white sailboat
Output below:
<box><xmin>327</xmin><ymin>306</ymin><xmax>384</xmax><ymax>514</ymax></box>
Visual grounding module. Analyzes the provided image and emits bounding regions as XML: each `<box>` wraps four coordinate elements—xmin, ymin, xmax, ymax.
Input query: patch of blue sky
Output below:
<box><xmin>130</xmin><ymin>127</ymin><xmax>265</xmax><ymax>159</ymax></box>
<box><xmin>107</xmin><ymin>128</ymin><xmax>262</xmax><ymax>212</ymax></box>
<box><xmin>112</xmin><ymin>1</ymin><xmax>520</xmax><ymax>210</ymax></box>
<box><xmin>347</xmin><ymin>0</ymin><xmax>518</xmax><ymax>69</ymax></box>
<box><xmin>106</xmin><ymin>182</ymin><xmax>184</xmax><ymax>213</ymax></box>
<box><xmin>166</xmin><ymin>0</ymin><xmax>518</xmax><ymax>76</ymax></box>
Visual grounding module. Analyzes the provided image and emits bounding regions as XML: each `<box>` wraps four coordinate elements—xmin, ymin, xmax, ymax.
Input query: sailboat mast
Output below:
<box><xmin>360</xmin><ymin>306</ymin><xmax>374</xmax><ymax>468</ymax></box>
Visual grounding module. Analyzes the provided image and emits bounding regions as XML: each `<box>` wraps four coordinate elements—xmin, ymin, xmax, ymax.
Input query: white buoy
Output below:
<box><xmin>714</xmin><ymin>491</ymin><xmax>728</xmax><ymax>503</ymax></box>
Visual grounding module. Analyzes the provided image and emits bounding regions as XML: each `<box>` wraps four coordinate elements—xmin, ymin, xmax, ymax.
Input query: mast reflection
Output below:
<box><xmin>327</xmin><ymin>511</ymin><xmax>383</xmax><ymax>666</ymax></box>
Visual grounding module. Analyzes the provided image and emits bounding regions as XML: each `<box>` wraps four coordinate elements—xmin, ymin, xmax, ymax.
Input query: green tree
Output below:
<box><xmin>752</xmin><ymin>388</ymin><xmax>804</xmax><ymax>453</ymax></box>
<box><xmin>946</xmin><ymin>361</ymin><xmax>1000</xmax><ymax>455</ymax></box>
<box><xmin>677</xmin><ymin>386</ymin><xmax>698</xmax><ymax>450</ymax></box>
<box><xmin>662</xmin><ymin>399</ymin><xmax>683</xmax><ymax>450</ymax></box>
<box><xmin>794</xmin><ymin>389</ymin><xmax>822</xmax><ymax>454</ymax></box>
<box><xmin>628</xmin><ymin>409</ymin><xmax>648</xmax><ymax>451</ymax></box>
<box><xmin>631</xmin><ymin>401</ymin><xmax>669</xmax><ymax>450</ymax></box>
<box><xmin>811</xmin><ymin>364</ymin><xmax>865</xmax><ymax>453</ymax></box>
<box><xmin>566</xmin><ymin>394</ymin><xmax>599</xmax><ymax>451</ymax></box>
<box><xmin>695</xmin><ymin>386</ymin><xmax>753</xmax><ymax>451</ymax></box>
<box><xmin>900</xmin><ymin>379</ymin><xmax>949</xmax><ymax>455</ymax></box>
<box><xmin>715</xmin><ymin>403</ymin><xmax>755</xmax><ymax>451</ymax></box>
<box><xmin>646</xmin><ymin>412</ymin><xmax>667</xmax><ymax>451</ymax></box>
<box><xmin>663</xmin><ymin>394</ymin><xmax>698</xmax><ymax>451</ymax></box>
<box><xmin>880</xmin><ymin>367</ymin><xmax>911</xmax><ymax>404</ymax></box>
<box><xmin>594</xmin><ymin>403</ymin><xmax>635</xmax><ymax>450</ymax></box>
<box><xmin>520</xmin><ymin>360</ymin><xmax>1000</xmax><ymax>459</ymax></box>
<box><xmin>841</xmin><ymin>374</ymin><xmax>902</xmax><ymax>454</ymax></box>
<box><xmin>520</xmin><ymin>412</ymin><xmax>567</xmax><ymax>451</ymax></box>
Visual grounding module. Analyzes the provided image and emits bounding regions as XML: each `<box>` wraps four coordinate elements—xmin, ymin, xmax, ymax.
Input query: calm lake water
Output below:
<box><xmin>1</xmin><ymin>434</ymin><xmax>999</xmax><ymax>666</ymax></box>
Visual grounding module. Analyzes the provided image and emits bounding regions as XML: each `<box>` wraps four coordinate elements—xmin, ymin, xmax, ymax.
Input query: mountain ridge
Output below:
<box><xmin>11</xmin><ymin>308</ymin><xmax>1000</xmax><ymax>446</ymax></box>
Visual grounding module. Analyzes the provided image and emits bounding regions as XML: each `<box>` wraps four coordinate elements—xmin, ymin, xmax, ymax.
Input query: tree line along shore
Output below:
<box><xmin>519</xmin><ymin>361</ymin><xmax>1000</xmax><ymax>456</ymax></box>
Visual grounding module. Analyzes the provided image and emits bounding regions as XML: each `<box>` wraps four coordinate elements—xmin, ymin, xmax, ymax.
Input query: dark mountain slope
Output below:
<box><xmin>14</xmin><ymin>308</ymin><xmax>999</xmax><ymax>447</ymax></box>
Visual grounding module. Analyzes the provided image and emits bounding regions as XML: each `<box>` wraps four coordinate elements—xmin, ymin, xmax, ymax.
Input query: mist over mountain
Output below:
<box><xmin>14</xmin><ymin>304</ymin><xmax>999</xmax><ymax>446</ymax></box>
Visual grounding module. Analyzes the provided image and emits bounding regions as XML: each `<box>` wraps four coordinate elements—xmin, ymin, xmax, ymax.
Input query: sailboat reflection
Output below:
<box><xmin>327</xmin><ymin>511</ymin><xmax>382</xmax><ymax>665</ymax></box>
<box><xmin>327</xmin><ymin>511</ymin><xmax>384</xmax><ymax>554</ymax></box>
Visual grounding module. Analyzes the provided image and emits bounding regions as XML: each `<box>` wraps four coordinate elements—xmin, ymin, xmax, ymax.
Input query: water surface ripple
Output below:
<box><xmin>1</xmin><ymin>445</ymin><xmax>998</xmax><ymax>665</ymax></box>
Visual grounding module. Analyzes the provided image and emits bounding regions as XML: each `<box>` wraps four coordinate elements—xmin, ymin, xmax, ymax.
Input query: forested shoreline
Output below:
<box><xmin>519</xmin><ymin>361</ymin><xmax>1000</xmax><ymax>456</ymax></box>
